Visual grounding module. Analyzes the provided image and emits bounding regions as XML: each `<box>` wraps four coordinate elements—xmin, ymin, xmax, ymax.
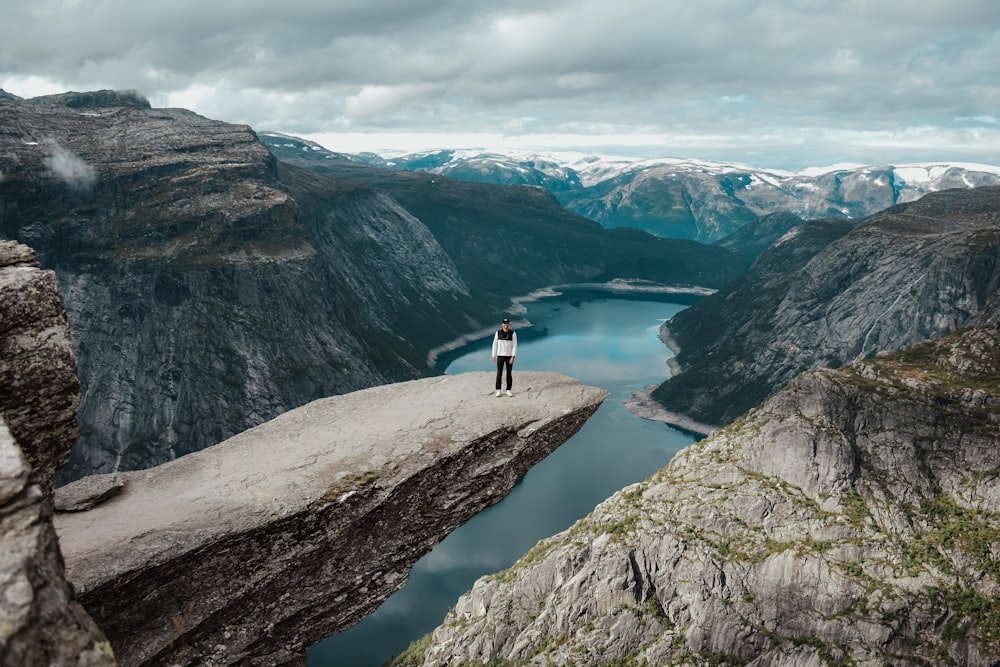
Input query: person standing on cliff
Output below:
<box><xmin>492</xmin><ymin>318</ymin><xmax>517</xmax><ymax>397</ymax></box>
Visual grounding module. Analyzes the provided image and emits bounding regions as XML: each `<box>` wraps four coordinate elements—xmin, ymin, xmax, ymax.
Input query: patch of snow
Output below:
<box><xmin>894</xmin><ymin>166</ymin><xmax>933</xmax><ymax>184</ymax></box>
<box><xmin>751</xmin><ymin>172</ymin><xmax>782</xmax><ymax>188</ymax></box>
<box><xmin>795</xmin><ymin>163</ymin><xmax>867</xmax><ymax>177</ymax></box>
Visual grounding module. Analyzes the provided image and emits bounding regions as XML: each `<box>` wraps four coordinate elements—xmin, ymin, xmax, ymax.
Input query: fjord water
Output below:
<box><xmin>308</xmin><ymin>289</ymin><xmax>700</xmax><ymax>666</ymax></box>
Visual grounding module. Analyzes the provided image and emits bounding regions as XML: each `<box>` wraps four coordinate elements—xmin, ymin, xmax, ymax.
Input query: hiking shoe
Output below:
<box><xmin>495</xmin><ymin>390</ymin><xmax>502</xmax><ymax>397</ymax></box>
<box><xmin>506</xmin><ymin>390</ymin><xmax>513</xmax><ymax>397</ymax></box>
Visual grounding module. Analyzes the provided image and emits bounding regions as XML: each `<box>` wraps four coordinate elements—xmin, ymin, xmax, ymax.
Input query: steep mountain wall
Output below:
<box><xmin>648</xmin><ymin>186</ymin><xmax>1000</xmax><ymax>429</ymax></box>
<box><xmin>400</xmin><ymin>325</ymin><xmax>1000</xmax><ymax>666</ymax></box>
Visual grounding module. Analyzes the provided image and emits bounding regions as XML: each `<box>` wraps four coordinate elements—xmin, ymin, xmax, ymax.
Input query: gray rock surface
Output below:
<box><xmin>0</xmin><ymin>418</ymin><xmax>116</xmax><ymax>667</ymax></box>
<box><xmin>402</xmin><ymin>326</ymin><xmax>1000</xmax><ymax>666</ymax></box>
<box><xmin>54</xmin><ymin>472</ymin><xmax>124</xmax><ymax>511</ymax></box>
<box><xmin>0</xmin><ymin>239</ymin><xmax>113</xmax><ymax>666</ymax></box>
<box><xmin>55</xmin><ymin>371</ymin><xmax>607</xmax><ymax>667</ymax></box>
<box><xmin>0</xmin><ymin>240</ymin><xmax>80</xmax><ymax>490</ymax></box>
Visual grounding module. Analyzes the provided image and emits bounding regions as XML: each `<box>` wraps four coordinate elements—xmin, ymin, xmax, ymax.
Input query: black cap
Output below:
<box><xmin>502</xmin><ymin>318</ymin><xmax>510</xmax><ymax>323</ymax></box>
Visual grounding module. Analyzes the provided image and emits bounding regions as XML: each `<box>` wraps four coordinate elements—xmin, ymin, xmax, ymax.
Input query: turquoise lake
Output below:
<box><xmin>308</xmin><ymin>288</ymin><xmax>702</xmax><ymax>666</ymax></box>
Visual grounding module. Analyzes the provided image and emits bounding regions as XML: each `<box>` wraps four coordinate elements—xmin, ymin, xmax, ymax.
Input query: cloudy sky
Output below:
<box><xmin>2</xmin><ymin>0</ymin><xmax>999</xmax><ymax>169</ymax></box>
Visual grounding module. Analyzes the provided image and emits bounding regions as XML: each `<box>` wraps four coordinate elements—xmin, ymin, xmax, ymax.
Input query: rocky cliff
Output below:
<box><xmin>0</xmin><ymin>241</ymin><xmax>79</xmax><ymax>490</ymax></box>
<box><xmin>0</xmin><ymin>91</ymin><xmax>741</xmax><ymax>482</ymax></box>
<box><xmin>646</xmin><ymin>186</ymin><xmax>1000</xmax><ymax>430</ymax></box>
<box><xmin>399</xmin><ymin>325</ymin><xmax>1000</xmax><ymax>666</ymax></box>
<box><xmin>54</xmin><ymin>371</ymin><xmax>606</xmax><ymax>667</ymax></box>
<box><xmin>0</xmin><ymin>241</ymin><xmax>114</xmax><ymax>667</ymax></box>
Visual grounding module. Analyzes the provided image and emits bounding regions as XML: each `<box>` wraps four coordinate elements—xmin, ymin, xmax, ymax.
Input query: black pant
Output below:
<box><xmin>495</xmin><ymin>356</ymin><xmax>513</xmax><ymax>390</ymax></box>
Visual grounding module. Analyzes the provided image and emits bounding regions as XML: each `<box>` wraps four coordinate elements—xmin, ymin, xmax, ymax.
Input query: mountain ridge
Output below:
<box><xmin>260</xmin><ymin>132</ymin><xmax>1000</xmax><ymax>242</ymax></box>
<box><xmin>648</xmin><ymin>185</ymin><xmax>1000</xmax><ymax>430</ymax></box>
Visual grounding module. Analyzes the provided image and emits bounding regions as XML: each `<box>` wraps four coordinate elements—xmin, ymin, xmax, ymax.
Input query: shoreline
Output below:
<box><xmin>657</xmin><ymin>322</ymin><xmax>683</xmax><ymax>378</ymax></box>
<box><xmin>625</xmin><ymin>317</ymin><xmax>716</xmax><ymax>437</ymax></box>
<box><xmin>425</xmin><ymin>280</ymin><xmax>714</xmax><ymax>369</ymax></box>
<box><xmin>623</xmin><ymin>388</ymin><xmax>717</xmax><ymax>437</ymax></box>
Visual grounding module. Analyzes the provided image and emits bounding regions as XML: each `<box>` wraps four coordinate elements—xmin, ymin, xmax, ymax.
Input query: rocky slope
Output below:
<box><xmin>261</xmin><ymin>137</ymin><xmax>1000</xmax><ymax>243</ymax></box>
<box><xmin>0</xmin><ymin>90</ymin><xmax>741</xmax><ymax>482</ymax></box>
<box><xmin>647</xmin><ymin>186</ymin><xmax>1000</xmax><ymax>430</ymax></box>
<box><xmin>54</xmin><ymin>371</ymin><xmax>606</xmax><ymax>667</ymax></box>
<box><xmin>0</xmin><ymin>241</ymin><xmax>114</xmax><ymax>667</ymax></box>
<box><xmin>397</xmin><ymin>325</ymin><xmax>1000</xmax><ymax>666</ymax></box>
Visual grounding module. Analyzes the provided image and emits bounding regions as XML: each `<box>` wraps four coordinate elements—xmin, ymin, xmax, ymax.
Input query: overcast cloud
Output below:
<box><xmin>2</xmin><ymin>0</ymin><xmax>999</xmax><ymax>168</ymax></box>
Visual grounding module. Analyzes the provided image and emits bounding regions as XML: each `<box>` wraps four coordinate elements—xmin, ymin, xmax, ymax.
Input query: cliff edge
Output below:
<box><xmin>54</xmin><ymin>371</ymin><xmax>607</xmax><ymax>666</ymax></box>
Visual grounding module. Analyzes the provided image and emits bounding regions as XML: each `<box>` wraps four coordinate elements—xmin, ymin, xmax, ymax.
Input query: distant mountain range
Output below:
<box><xmin>261</xmin><ymin>132</ymin><xmax>1000</xmax><ymax>243</ymax></box>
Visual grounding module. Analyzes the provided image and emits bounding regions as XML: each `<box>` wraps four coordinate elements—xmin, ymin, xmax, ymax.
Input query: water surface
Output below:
<box><xmin>308</xmin><ymin>289</ymin><xmax>699</xmax><ymax>666</ymax></box>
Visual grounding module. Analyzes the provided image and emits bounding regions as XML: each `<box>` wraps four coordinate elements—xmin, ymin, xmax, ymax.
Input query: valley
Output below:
<box><xmin>1</xmin><ymin>89</ymin><xmax>1000</xmax><ymax>666</ymax></box>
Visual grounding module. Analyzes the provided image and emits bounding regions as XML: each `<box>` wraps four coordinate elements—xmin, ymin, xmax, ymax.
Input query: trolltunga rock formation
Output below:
<box><xmin>55</xmin><ymin>371</ymin><xmax>607</xmax><ymax>666</ymax></box>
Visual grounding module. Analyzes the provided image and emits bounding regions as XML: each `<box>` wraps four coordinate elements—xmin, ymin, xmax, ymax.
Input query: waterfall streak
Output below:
<box><xmin>854</xmin><ymin>274</ymin><xmax>925</xmax><ymax>361</ymax></box>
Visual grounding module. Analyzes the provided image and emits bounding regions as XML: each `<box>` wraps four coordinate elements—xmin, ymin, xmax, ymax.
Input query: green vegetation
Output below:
<box><xmin>385</xmin><ymin>634</ymin><xmax>432</xmax><ymax>667</ymax></box>
<box><xmin>316</xmin><ymin>469</ymin><xmax>381</xmax><ymax>505</ymax></box>
<box><xmin>840</xmin><ymin>489</ymin><xmax>872</xmax><ymax>527</ymax></box>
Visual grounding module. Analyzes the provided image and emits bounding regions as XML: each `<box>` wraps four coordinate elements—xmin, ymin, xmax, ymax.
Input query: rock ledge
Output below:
<box><xmin>55</xmin><ymin>371</ymin><xmax>606</xmax><ymax>666</ymax></box>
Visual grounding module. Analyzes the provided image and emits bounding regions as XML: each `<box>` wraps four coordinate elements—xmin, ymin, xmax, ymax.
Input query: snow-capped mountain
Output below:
<box><xmin>259</xmin><ymin>133</ymin><xmax>1000</xmax><ymax>243</ymax></box>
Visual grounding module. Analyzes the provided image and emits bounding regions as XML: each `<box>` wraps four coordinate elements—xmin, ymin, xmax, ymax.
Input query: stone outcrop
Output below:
<box><xmin>54</xmin><ymin>371</ymin><xmax>607</xmax><ymax>666</ymax></box>
<box><xmin>0</xmin><ymin>241</ymin><xmax>114</xmax><ymax>666</ymax></box>
<box><xmin>650</xmin><ymin>186</ymin><xmax>1000</xmax><ymax>429</ymax></box>
<box><xmin>401</xmin><ymin>326</ymin><xmax>1000</xmax><ymax>666</ymax></box>
<box><xmin>0</xmin><ymin>241</ymin><xmax>79</xmax><ymax>490</ymax></box>
<box><xmin>0</xmin><ymin>418</ymin><xmax>116</xmax><ymax>667</ymax></box>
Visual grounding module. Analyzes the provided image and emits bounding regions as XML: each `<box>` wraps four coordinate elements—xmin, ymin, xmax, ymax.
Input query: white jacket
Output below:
<box><xmin>492</xmin><ymin>329</ymin><xmax>517</xmax><ymax>357</ymax></box>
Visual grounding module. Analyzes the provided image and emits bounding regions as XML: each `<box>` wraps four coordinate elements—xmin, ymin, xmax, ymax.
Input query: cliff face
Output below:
<box><xmin>54</xmin><ymin>371</ymin><xmax>607</xmax><ymax>667</ymax></box>
<box><xmin>0</xmin><ymin>241</ymin><xmax>79</xmax><ymax>489</ymax></box>
<box><xmin>0</xmin><ymin>241</ymin><xmax>113</xmax><ymax>667</ymax></box>
<box><xmin>649</xmin><ymin>186</ymin><xmax>1000</xmax><ymax>429</ymax></box>
<box><xmin>403</xmin><ymin>325</ymin><xmax>1000</xmax><ymax>666</ymax></box>
<box><xmin>0</xmin><ymin>91</ymin><xmax>742</xmax><ymax>482</ymax></box>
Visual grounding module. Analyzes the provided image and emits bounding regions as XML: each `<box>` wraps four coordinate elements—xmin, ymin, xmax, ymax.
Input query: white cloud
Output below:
<box><xmin>2</xmin><ymin>0</ymin><xmax>1000</xmax><ymax>168</ymax></box>
<box><xmin>42</xmin><ymin>139</ymin><xmax>96</xmax><ymax>191</ymax></box>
